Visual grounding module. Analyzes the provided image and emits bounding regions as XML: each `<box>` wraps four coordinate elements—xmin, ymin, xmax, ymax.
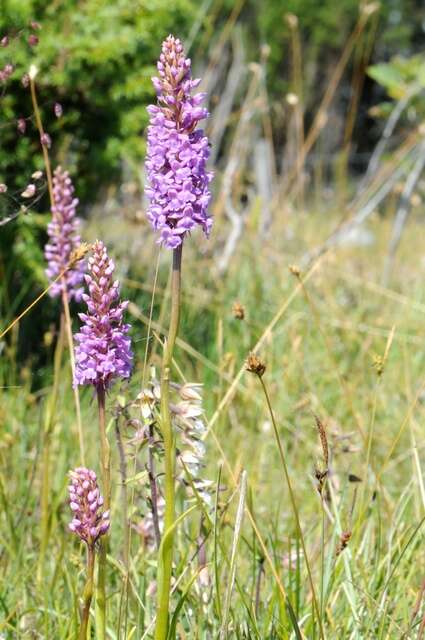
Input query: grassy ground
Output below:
<box><xmin>1</xmin><ymin>206</ymin><xmax>425</xmax><ymax>638</ymax></box>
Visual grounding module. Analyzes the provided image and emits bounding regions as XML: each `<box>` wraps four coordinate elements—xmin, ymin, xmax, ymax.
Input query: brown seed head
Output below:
<box><xmin>285</xmin><ymin>13</ymin><xmax>299</xmax><ymax>29</ymax></box>
<box><xmin>232</xmin><ymin>301</ymin><xmax>245</xmax><ymax>320</ymax></box>
<box><xmin>314</xmin><ymin>414</ymin><xmax>329</xmax><ymax>468</ymax></box>
<box><xmin>289</xmin><ymin>264</ymin><xmax>301</xmax><ymax>278</ymax></box>
<box><xmin>372</xmin><ymin>354</ymin><xmax>384</xmax><ymax>377</ymax></box>
<box><xmin>336</xmin><ymin>530</ymin><xmax>352</xmax><ymax>556</ymax></box>
<box><xmin>69</xmin><ymin>242</ymin><xmax>91</xmax><ymax>267</ymax></box>
<box><xmin>246</xmin><ymin>353</ymin><xmax>266</xmax><ymax>378</ymax></box>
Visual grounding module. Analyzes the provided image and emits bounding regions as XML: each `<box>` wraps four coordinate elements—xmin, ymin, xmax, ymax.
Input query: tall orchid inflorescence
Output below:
<box><xmin>44</xmin><ymin>166</ymin><xmax>85</xmax><ymax>301</ymax></box>
<box><xmin>68</xmin><ymin>467</ymin><xmax>110</xmax><ymax>546</ymax></box>
<box><xmin>74</xmin><ymin>240</ymin><xmax>133</xmax><ymax>389</ymax></box>
<box><xmin>145</xmin><ymin>35</ymin><xmax>213</xmax><ymax>249</ymax></box>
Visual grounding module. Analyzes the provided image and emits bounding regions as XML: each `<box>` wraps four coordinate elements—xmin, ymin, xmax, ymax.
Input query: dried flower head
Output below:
<box><xmin>21</xmin><ymin>183</ymin><xmax>35</xmax><ymax>198</ymax></box>
<box><xmin>136</xmin><ymin>367</ymin><xmax>213</xmax><ymax>506</ymax></box>
<box><xmin>44</xmin><ymin>166</ymin><xmax>85</xmax><ymax>301</ymax></box>
<box><xmin>54</xmin><ymin>102</ymin><xmax>63</xmax><ymax>118</ymax></box>
<box><xmin>74</xmin><ymin>240</ymin><xmax>133</xmax><ymax>389</ymax></box>
<box><xmin>0</xmin><ymin>63</ymin><xmax>14</xmax><ymax>83</ymax></box>
<box><xmin>246</xmin><ymin>353</ymin><xmax>266</xmax><ymax>378</ymax></box>
<box><xmin>232</xmin><ymin>301</ymin><xmax>245</xmax><ymax>320</ymax></box>
<box><xmin>69</xmin><ymin>242</ymin><xmax>91</xmax><ymax>267</ymax></box>
<box><xmin>68</xmin><ymin>467</ymin><xmax>110</xmax><ymax>546</ymax></box>
<box><xmin>314</xmin><ymin>415</ymin><xmax>329</xmax><ymax>468</ymax></box>
<box><xmin>16</xmin><ymin>118</ymin><xmax>27</xmax><ymax>135</ymax></box>
<box><xmin>336</xmin><ymin>530</ymin><xmax>352</xmax><ymax>556</ymax></box>
<box><xmin>314</xmin><ymin>415</ymin><xmax>329</xmax><ymax>496</ymax></box>
<box><xmin>372</xmin><ymin>354</ymin><xmax>384</xmax><ymax>377</ymax></box>
<box><xmin>289</xmin><ymin>264</ymin><xmax>301</xmax><ymax>277</ymax></box>
<box><xmin>285</xmin><ymin>13</ymin><xmax>299</xmax><ymax>28</ymax></box>
<box><xmin>145</xmin><ymin>35</ymin><xmax>213</xmax><ymax>248</ymax></box>
<box><xmin>40</xmin><ymin>132</ymin><xmax>51</xmax><ymax>148</ymax></box>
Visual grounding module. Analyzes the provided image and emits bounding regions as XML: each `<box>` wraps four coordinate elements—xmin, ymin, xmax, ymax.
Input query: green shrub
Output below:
<box><xmin>0</xmin><ymin>0</ymin><xmax>197</xmax><ymax>199</ymax></box>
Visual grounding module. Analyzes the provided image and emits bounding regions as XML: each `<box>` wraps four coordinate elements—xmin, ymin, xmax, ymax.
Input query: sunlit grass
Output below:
<box><xmin>1</xmin><ymin>207</ymin><xmax>425</xmax><ymax>637</ymax></box>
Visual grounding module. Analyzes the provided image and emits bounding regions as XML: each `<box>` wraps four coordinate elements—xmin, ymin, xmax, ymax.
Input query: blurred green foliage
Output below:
<box><xmin>0</xmin><ymin>0</ymin><xmax>198</xmax><ymax>356</ymax></box>
<box><xmin>0</xmin><ymin>0</ymin><xmax>198</xmax><ymax>199</ymax></box>
<box><xmin>0</xmin><ymin>0</ymin><xmax>424</xmax><ymax>373</ymax></box>
<box><xmin>368</xmin><ymin>53</ymin><xmax>425</xmax><ymax>100</ymax></box>
<box><xmin>1</xmin><ymin>0</ymin><xmax>424</xmax><ymax>199</ymax></box>
<box><xmin>256</xmin><ymin>0</ymin><xmax>424</xmax><ymax>107</ymax></box>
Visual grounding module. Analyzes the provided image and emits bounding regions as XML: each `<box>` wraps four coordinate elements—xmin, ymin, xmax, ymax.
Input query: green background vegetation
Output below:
<box><xmin>1</xmin><ymin>1</ymin><xmax>425</xmax><ymax>637</ymax></box>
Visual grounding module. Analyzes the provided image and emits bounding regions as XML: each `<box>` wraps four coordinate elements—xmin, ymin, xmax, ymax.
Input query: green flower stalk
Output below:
<box><xmin>73</xmin><ymin>240</ymin><xmax>133</xmax><ymax>639</ymax></box>
<box><xmin>145</xmin><ymin>35</ymin><xmax>213</xmax><ymax>639</ymax></box>
<box><xmin>68</xmin><ymin>467</ymin><xmax>110</xmax><ymax>640</ymax></box>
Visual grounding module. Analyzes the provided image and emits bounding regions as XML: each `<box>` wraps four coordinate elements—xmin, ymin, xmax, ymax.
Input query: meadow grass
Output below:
<box><xmin>1</xmin><ymin>206</ymin><xmax>425</xmax><ymax>638</ymax></box>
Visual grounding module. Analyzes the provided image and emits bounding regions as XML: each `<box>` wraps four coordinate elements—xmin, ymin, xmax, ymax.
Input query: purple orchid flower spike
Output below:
<box><xmin>44</xmin><ymin>166</ymin><xmax>85</xmax><ymax>301</ymax></box>
<box><xmin>145</xmin><ymin>35</ymin><xmax>213</xmax><ymax>249</ymax></box>
<box><xmin>68</xmin><ymin>467</ymin><xmax>110</xmax><ymax>546</ymax></box>
<box><xmin>73</xmin><ymin>240</ymin><xmax>133</xmax><ymax>390</ymax></box>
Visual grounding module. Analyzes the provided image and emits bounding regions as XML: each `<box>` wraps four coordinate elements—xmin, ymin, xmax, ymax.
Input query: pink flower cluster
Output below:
<box><xmin>74</xmin><ymin>240</ymin><xmax>133</xmax><ymax>389</ymax></box>
<box><xmin>68</xmin><ymin>467</ymin><xmax>110</xmax><ymax>546</ymax></box>
<box><xmin>145</xmin><ymin>35</ymin><xmax>213</xmax><ymax>249</ymax></box>
<box><xmin>44</xmin><ymin>167</ymin><xmax>85</xmax><ymax>302</ymax></box>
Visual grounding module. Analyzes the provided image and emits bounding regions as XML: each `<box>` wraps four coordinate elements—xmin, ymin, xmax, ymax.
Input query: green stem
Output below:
<box><xmin>29</xmin><ymin>74</ymin><xmax>54</xmax><ymax>209</ymax></box>
<box><xmin>155</xmin><ymin>244</ymin><xmax>183</xmax><ymax>640</ymax></box>
<box><xmin>95</xmin><ymin>386</ymin><xmax>110</xmax><ymax>640</ymax></box>
<box><xmin>62</xmin><ymin>287</ymin><xmax>85</xmax><ymax>464</ymax></box>
<box><xmin>115</xmin><ymin>414</ymin><xmax>129</xmax><ymax>637</ymax></box>
<box><xmin>37</xmin><ymin>312</ymin><xmax>65</xmax><ymax>584</ymax></box>
<box><xmin>258</xmin><ymin>376</ymin><xmax>325</xmax><ymax>640</ymax></box>
<box><xmin>320</xmin><ymin>497</ymin><xmax>325</xmax><ymax>623</ymax></box>
<box><xmin>79</xmin><ymin>544</ymin><xmax>95</xmax><ymax>640</ymax></box>
<box><xmin>31</xmin><ymin>71</ymin><xmax>85</xmax><ymax>466</ymax></box>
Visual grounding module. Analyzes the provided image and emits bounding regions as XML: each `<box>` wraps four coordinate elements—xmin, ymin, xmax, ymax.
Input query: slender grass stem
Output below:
<box><xmin>148</xmin><ymin>422</ymin><xmax>161</xmax><ymax>550</ymax></box>
<box><xmin>29</xmin><ymin>74</ymin><xmax>54</xmax><ymax>205</ymax></box>
<box><xmin>61</xmin><ymin>287</ymin><xmax>85</xmax><ymax>464</ymax></box>
<box><xmin>155</xmin><ymin>243</ymin><xmax>182</xmax><ymax>640</ymax></box>
<box><xmin>79</xmin><ymin>545</ymin><xmax>95</xmax><ymax>640</ymax></box>
<box><xmin>295</xmin><ymin>273</ymin><xmax>364</xmax><ymax>442</ymax></box>
<box><xmin>123</xmin><ymin>252</ymin><xmax>161</xmax><ymax>637</ymax></box>
<box><xmin>320</xmin><ymin>497</ymin><xmax>325</xmax><ymax>623</ymax></box>
<box><xmin>37</xmin><ymin>312</ymin><xmax>65</xmax><ymax>584</ymax></box>
<box><xmin>95</xmin><ymin>385</ymin><xmax>110</xmax><ymax>640</ymax></box>
<box><xmin>115</xmin><ymin>413</ymin><xmax>129</xmax><ymax>638</ymax></box>
<box><xmin>30</xmin><ymin>72</ymin><xmax>85</xmax><ymax>465</ymax></box>
<box><xmin>258</xmin><ymin>376</ymin><xmax>325</xmax><ymax>640</ymax></box>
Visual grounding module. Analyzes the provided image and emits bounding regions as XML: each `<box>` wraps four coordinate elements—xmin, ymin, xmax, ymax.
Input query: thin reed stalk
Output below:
<box><xmin>29</xmin><ymin>70</ymin><xmax>85</xmax><ymax>462</ymax></box>
<box><xmin>148</xmin><ymin>422</ymin><xmax>161</xmax><ymax>550</ymax></box>
<box><xmin>292</xmin><ymin>269</ymin><xmax>365</xmax><ymax>441</ymax></box>
<box><xmin>95</xmin><ymin>386</ymin><xmax>110</xmax><ymax>640</ymax></box>
<box><xmin>257</xmin><ymin>374</ymin><xmax>325</xmax><ymax>640</ymax></box>
<box><xmin>37</xmin><ymin>312</ymin><xmax>65</xmax><ymax>583</ymax></box>
<box><xmin>287</xmin><ymin>13</ymin><xmax>305</xmax><ymax>209</ymax></box>
<box><xmin>29</xmin><ymin>71</ymin><xmax>53</xmax><ymax>204</ymax></box>
<box><xmin>155</xmin><ymin>243</ymin><xmax>183</xmax><ymax>640</ymax></box>
<box><xmin>123</xmin><ymin>251</ymin><xmax>161</xmax><ymax>637</ymax></box>
<box><xmin>115</xmin><ymin>412</ymin><xmax>129</xmax><ymax>636</ymax></box>
<box><xmin>79</xmin><ymin>545</ymin><xmax>95</xmax><ymax>640</ymax></box>
<box><xmin>281</xmin><ymin>10</ymin><xmax>371</xmax><ymax>201</ymax></box>
<box><xmin>62</xmin><ymin>287</ymin><xmax>85</xmax><ymax>463</ymax></box>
